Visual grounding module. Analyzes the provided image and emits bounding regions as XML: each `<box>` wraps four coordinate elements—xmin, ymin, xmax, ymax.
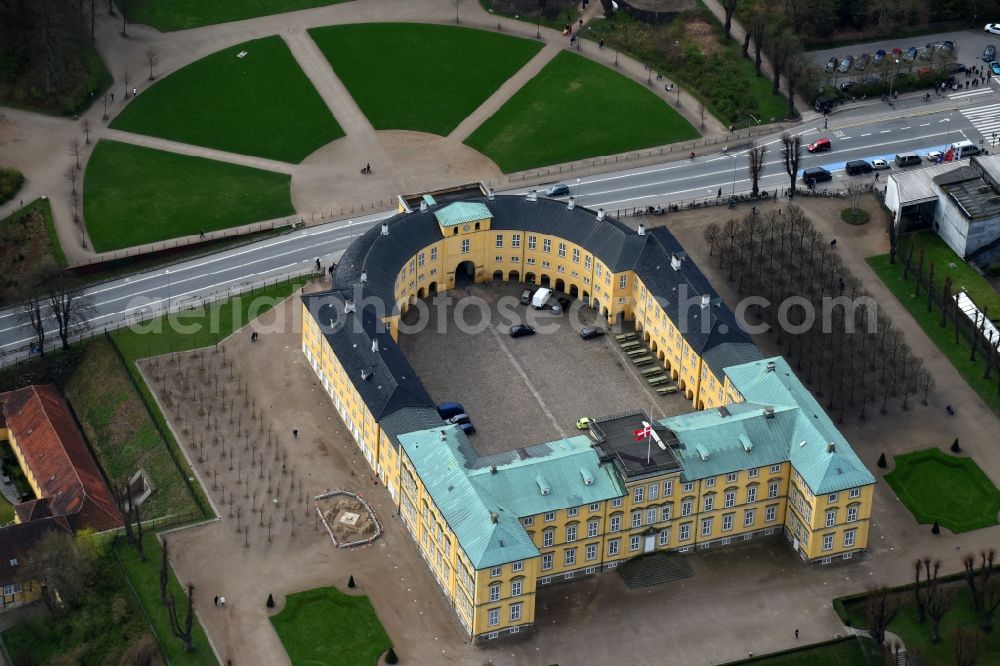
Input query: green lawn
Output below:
<box><xmin>867</xmin><ymin>232</ymin><xmax>1000</xmax><ymax>417</ymax></box>
<box><xmin>309</xmin><ymin>23</ymin><xmax>543</xmax><ymax>136</ymax></box>
<box><xmin>66</xmin><ymin>338</ymin><xmax>200</xmax><ymax>522</ymax></box>
<box><xmin>110</xmin><ymin>36</ymin><xmax>343</xmax><ymax>163</ymax></box>
<box><xmin>723</xmin><ymin>637</ymin><xmax>878</xmax><ymax>665</ymax></box>
<box><xmin>129</xmin><ymin>0</ymin><xmax>350</xmax><ymax>31</ymax></box>
<box><xmin>465</xmin><ymin>50</ymin><xmax>699</xmax><ymax>172</ymax></box>
<box><xmin>0</xmin><ymin>493</ymin><xmax>14</xmax><ymax>526</ymax></box>
<box><xmin>83</xmin><ymin>140</ymin><xmax>294</xmax><ymax>252</ymax></box>
<box><xmin>4</xmin><ymin>537</ymin><xmax>155</xmax><ymax>665</ymax></box>
<box><xmin>838</xmin><ymin>580</ymin><xmax>1000</xmax><ymax>664</ymax></box>
<box><xmin>116</xmin><ymin>533</ymin><xmax>214</xmax><ymax>665</ymax></box>
<box><xmin>884</xmin><ymin>448</ymin><xmax>1000</xmax><ymax>532</ymax></box>
<box><xmin>270</xmin><ymin>587</ymin><xmax>391</xmax><ymax>666</ymax></box>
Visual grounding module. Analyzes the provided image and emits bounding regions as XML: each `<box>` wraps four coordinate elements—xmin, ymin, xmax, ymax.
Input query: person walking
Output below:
<box><xmin>795</xmin><ymin>629</ymin><xmax>799</xmax><ymax>639</ymax></box>
<box><xmin>875</xmin><ymin>171</ymin><xmax>880</xmax><ymax>182</ymax></box>
<box><xmin>293</xmin><ymin>429</ymin><xmax>299</xmax><ymax>439</ymax></box>
<box><xmin>214</xmin><ymin>596</ymin><xmax>219</xmax><ymax>606</ymax></box>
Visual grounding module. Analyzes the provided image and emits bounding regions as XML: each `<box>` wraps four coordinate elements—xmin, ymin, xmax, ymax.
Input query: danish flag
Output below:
<box><xmin>633</xmin><ymin>424</ymin><xmax>653</xmax><ymax>441</ymax></box>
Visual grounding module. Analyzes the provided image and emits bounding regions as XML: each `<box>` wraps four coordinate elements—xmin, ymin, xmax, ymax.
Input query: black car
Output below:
<box><xmin>510</xmin><ymin>324</ymin><xmax>536</xmax><ymax>338</ymax></box>
<box><xmin>941</xmin><ymin>41</ymin><xmax>955</xmax><ymax>54</ymax></box>
<box><xmin>824</xmin><ymin>56</ymin><xmax>838</xmax><ymax>73</ymax></box>
<box><xmin>519</xmin><ymin>289</ymin><xmax>532</xmax><ymax>305</ymax></box>
<box><xmin>948</xmin><ymin>62</ymin><xmax>967</xmax><ymax>74</ymax></box>
<box><xmin>580</xmin><ymin>326</ymin><xmax>605</xmax><ymax>340</ymax></box>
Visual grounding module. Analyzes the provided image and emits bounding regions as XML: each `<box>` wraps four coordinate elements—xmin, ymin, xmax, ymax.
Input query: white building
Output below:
<box><xmin>884</xmin><ymin>155</ymin><xmax>1000</xmax><ymax>262</ymax></box>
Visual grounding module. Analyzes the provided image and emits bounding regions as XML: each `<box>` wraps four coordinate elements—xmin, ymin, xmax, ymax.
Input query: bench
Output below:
<box><xmin>620</xmin><ymin>342</ymin><xmax>642</xmax><ymax>351</ymax></box>
<box><xmin>648</xmin><ymin>377</ymin><xmax>669</xmax><ymax>386</ymax></box>
<box><xmin>641</xmin><ymin>367</ymin><xmax>663</xmax><ymax>377</ymax></box>
<box><xmin>657</xmin><ymin>385</ymin><xmax>679</xmax><ymax>395</ymax></box>
<box><xmin>626</xmin><ymin>348</ymin><xmax>646</xmax><ymax>357</ymax></box>
<box><xmin>633</xmin><ymin>356</ymin><xmax>654</xmax><ymax>366</ymax></box>
<box><xmin>615</xmin><ymin>333</ymin><xmax>638</xmax><ymax>342</ymax></box>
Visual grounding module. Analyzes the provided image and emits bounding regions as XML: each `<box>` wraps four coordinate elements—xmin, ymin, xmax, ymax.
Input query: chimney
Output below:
<box><xmin>763</xmin><ymin>407</ymin><xmax>775</xmax><ymax>419</ymax></box>
<box><xmin>488</xmin><ymin>188</ymin><xmax>495</xmax><ymax>201</ymax></box>
<box><xmin>344</xmin><ymin>299</ymin><xmax>356</xmax><ymax>314</ymax></box>
<box><xmin>490</xmin><ymin>512</ymin><xmax>499</xmax><ymax>524</ymax></box>
<box><xmin>439</xmin><ymin>430</ymin><xmax>447</xmax><ymax>441</ymax></box>
<box><xmin>597</xmin><ymin>208</ymin><xmax>606</xmax><ymax>221</ymax></box>
<box><xmin>567</xmin><ymin>197</ymin><xmax>575</xmax><ymax>210</ymax></box>
<box><xmin>637</xmin><ymin>224</ymin><xmax>645</xmax><ymax>236</ymax></box>
<box><xmin>360</xmin><ymin>368</ymin><xmax>371</xmax><ymax>381</ymax></box>
<box><xmin>381</xmin><ymin>223</ymin><xmax>389</xmax><ymax>236</ymax></box>
<box><xmin>371</xmin><ymin>338</ymin><xmax>378</xmax><ymax>353</ymax></box>
<box><xmin>360</xmin><ymin>271</ymin><xmax>368</xmax><ymax>283</ymax></box>
<box><xmin>526</xmin><ymin>190</ymin><xmax>538</xmax><ymax>202</ymax></box>
<box><xmin>420</xmin><ymin>200</ymin><xmax>428</xmax><ymax>212</ymax></box>
<box><xmin>765</xmin><ymin>361</ymin><xmax>776</xmax><ymax>373</ymax></box>
<box><xmin>490</xmin><ymin>465</ymin><xmax>498</xmax><ymax>474</ymax></box>
<box><xmin>827</xmin><ymin>442</ymin><xmax>836</xmax><ymax>453</ymax></box>
<box><xmin>700</xmin><ymin>294</ymin><xmax>710</xmax><ymax>309</ymax></box>
<box><xmin>670</xmin><ymin>254</ymin><xmax>682</xmax><ymax>271</ymax></box>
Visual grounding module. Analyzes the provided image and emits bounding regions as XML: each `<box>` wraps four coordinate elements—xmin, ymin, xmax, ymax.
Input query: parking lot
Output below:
<box><xmin>397</xmin><ymin>281</ymin><xmax>690</xmax><ymax>456</ymax></box>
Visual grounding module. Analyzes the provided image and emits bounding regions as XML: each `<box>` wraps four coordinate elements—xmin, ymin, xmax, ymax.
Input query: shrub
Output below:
<box><xmin>951</xmin><ymin>438</ymin><xmax>961</xmax><ymax>453</ymax></box>
<box><xmin>932</xmin><ymin>521</ymin><xmax>940</xmax><ymax>534</ymax></box>
<box><xmin>385</xmin><ymin>647</ymin><xmax>398</xmax><ymax>664</ymax></box>
<box><xmin>0</xmin><ymin>167</ymin><xmax>24</xmax><ymax>205</ymax></box>
<box><xmin>267</xmin><ymin>593</ymin><xmax>275</xmax><ymax>608</ymax></box>
<box><xmin>877</xmin><ymin>452</ymin><xmax>887</xmax><ymax>468</ymax></box>
<box><xmin>841</xmin><ymin>208</ymin><xmax>870</xmax><ymax>225</ymax></box>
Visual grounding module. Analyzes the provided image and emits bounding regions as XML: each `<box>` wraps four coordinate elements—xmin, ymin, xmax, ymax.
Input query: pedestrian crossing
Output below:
<box><xmin>960</xmin><ymin>102</ymin><xmax>1000</xmax><ymax>141</ymax></box>
<box><xmin>949</xmin><ymin>88</ymin><xmax>995</xmax><ymax>100</ymax></box>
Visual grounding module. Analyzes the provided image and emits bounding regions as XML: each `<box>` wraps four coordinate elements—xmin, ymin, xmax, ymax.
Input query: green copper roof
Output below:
<box><xmin>433</xmin><ymin>202</ymin><xmax>493</xmax><ymax>227</ymax></box>
<box><xmin>398</xmin><ymin>428</ymin><xmax>622</xmax><ymax>569</ymax></box>
<box><xmin>725</xmin><ymin>357</ymin><xmax>875</xmax><ymax>494</ymax></box>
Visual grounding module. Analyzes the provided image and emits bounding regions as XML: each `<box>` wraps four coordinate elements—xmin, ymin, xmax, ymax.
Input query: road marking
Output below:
<box><xmin>860</xmin><ymin>132</ymin><xmax>871</xmax><ymax>136</ymax></box>
<box><xmin>880</xmin><ymin>129</ymin><xmax>891</xmax><ymax>133</ymax></box>
<box><xmin>900</xmin><ymin>126</ymin><xmax>911</xmax><ymax>130</ymax></box>
<box><xmin>919</xmin><ymin>123</ymin><xmax>931</xmax><ymax>126</ymax></box>
<box><xmin>960</xmin><ymin>102</ymin><xmax>1000</xmax><ymax>138</ymax></box>
<box><xmin>949</xmin><ymin>88</ymin><xmax>994</xmax><ymax>100</ymax></box>
<box><xmin>488</xmin><ymin>326</ymin><xmax>566</xmax><ymax>438</ymax></box>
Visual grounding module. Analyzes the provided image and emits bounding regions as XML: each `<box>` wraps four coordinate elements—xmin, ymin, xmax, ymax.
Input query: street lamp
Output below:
<box><xmin>888</xmin><ymin>59</ymin><xmax>900</xmax><ymax>99</ymax></box>
<box><xmin>730</xmin><ymin>154</ymin><xmax>738</xmax><ymax>198</ymax></box>
<box><xmin>576</xmin><ymin>177</ymin><xmax>582</xmax><ymax>200</ymax></box>
<box><xmin>165</xmin><ymin>268</ymin><xmax>171</xmax><ymax>314</ymax></box>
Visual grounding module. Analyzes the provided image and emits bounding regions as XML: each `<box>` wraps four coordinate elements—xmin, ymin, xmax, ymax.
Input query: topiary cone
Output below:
<box><xmin>385</xmin><ymin>647</ymin><xmax>398</xmax><ymax>664</ymax></box>
<box><xmin>266</xmin><ymin>593</ymin><xmax>274</xmax><ymax>608</ymax></box>
<box><xmin>348</xmin><ymin>575</ymin><xmax>355</xmax><ymax>588</ymax></box>
<box><xmin>932</xmin><ymin>521</ymin><xmax>940</xmax><ymax>535</ymax></box>
<box><xmin>877</xmin><ymin>453</ymin><xmax>887</xmax><ymax>468</ymax></box>
<box><xmin>951</xmin><ymin>438</ymin><xmax>961</xmax><ymax>453</ymax></box>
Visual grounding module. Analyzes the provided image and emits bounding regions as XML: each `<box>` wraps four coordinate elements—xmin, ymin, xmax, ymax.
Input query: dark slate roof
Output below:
<box><xmin>0</xmin><ymin>515</ymin><xmax>71</xmax><ymax>586</ymax></box>
<box><xmin>301</xmin><ymin>291</ymin><xmax>434</xmax><ymax>421</ymax></box>
<box><xmin>379</xmin><ymin>406</ymin><xmax>445</xmax><ymax>451</ymax></box>
<box><xmin>634</xmin><ymin>227</ymin><xmax>761</xmax><ymax>377</ymax></box>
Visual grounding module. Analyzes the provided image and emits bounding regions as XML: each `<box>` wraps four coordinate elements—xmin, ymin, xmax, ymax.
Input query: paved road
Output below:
<box><xmin>3</xmin><ymin>94</ymin><xmax>999</xmax><ymax>362</ymax></box>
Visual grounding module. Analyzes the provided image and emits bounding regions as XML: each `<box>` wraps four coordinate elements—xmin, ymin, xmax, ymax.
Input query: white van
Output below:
<box><xmin>531</xmin><ymin>287</ymin><xmax>552</xmax><ymax>310</ymax></box>
<box><xmin>951</xmin><ymin>140</ymin><xmax>980</xmax><ymax>158</ymax></box>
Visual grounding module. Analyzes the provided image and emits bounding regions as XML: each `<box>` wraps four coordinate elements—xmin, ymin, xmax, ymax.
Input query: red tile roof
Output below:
<box><xmin>0</xmin><ymin>385</ymin><xmax>122</xmax><ymax>532</ymax></box>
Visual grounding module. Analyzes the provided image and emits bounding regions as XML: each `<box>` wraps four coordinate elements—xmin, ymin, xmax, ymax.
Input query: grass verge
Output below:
<box><xmin>0</xmin><ymin>167</ymin><xmax>24</xmax><ymax>205</ymax></box>
<box><xmin>0</xmin><ymin>197</ymin><xmax>67</xmax><ymax>306</ymax></box>
<box><xmin>841</xmin><ymin>209</ymin><xmax>870</xmax><ymax>225</ymax></box>
<box><xmin>270</xmin><ymin>586</ymin><xmax>391</xmax><ymax>666</ymax></box>
<box><xmin>128</xmin><ymin>0</ymin><xmax>350</xmax><ymax>31</ymax></box>
<box><xmin>837</xmin><ymin>578</ymin><xmax>1000</xmax><ymax>664</ymax></box>
<box><xmin>465</xmin><ymin>50</ymin><xmax>698</xmax><ymax>172</ymax></box>
<box><xmin>309</xmin><ymin>23</ymin><xmax>543</xmax><ymax>135</ymax></box>
<box><xmin>867</xmin><ymin>231</ymin><xmax>1000</xmax><ymax>417</ymax></box>
<box><xmin>722</xmin><ymin>636</ymin><xmax>878</xmax><ymax>665</ymax></box>
<box><xmin>4</xmin><ymin>538</ymin><xmax>156</xmax><ymax>665</ymax></box>
<box><xmin>83</xmin><ymin>140</ymin><xmax>294</xmax><ymax>252</ymax></box>
<box><xmin>66</xmin><ymin>337</ymin><xmax>199</xmax><ymax>521</ymax></box>
<box><xmin>884</xmin><ymin>448</ymin><xmax>1000</xmax><ymax>532</ymax></box>
<box><xmin>110</xmin><ymin>36</ymin><xmax>343</xmax><ymax>162</ymax></box>
<box><xmin>116</xmin><ymin>533</ymin><xmax>214</xmax><ymax>664</ymax></box>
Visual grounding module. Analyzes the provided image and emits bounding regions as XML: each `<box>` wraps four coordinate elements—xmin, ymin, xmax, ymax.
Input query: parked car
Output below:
<box><xmin>807</xmin><ymin>138</ymin><xmax>832</xmax><ymax>153</ymax></box>
<box><xmin>545</xmin><ymin>184</ymin><xmax>570</xmax><ymax>197</ymax></box>
<box><xmin>873</xmin><ymin>49</ymin><xmax>887</xmax><ymax>65</ymax></box>
<box><xmin>840</xmin><ymin>81</ymin><xmax>855</xmax><ymax>93</ymax></box>
<box><xmin>801</xmin><ymin>167</ymin><xmax>833</xmax><ymax>186</ymax></box>
<box><xmin>904</xmin><ymin>47</ymin><xmax>919</xmax><ymax>62</ymax></box>
<box><xmin>984</xmin><ymin>45</ymin><xmax>997</xmax><ymax>62</ymax></box>
<box><xmin>446</xmin><ymin>413</ymin><xmax>471</xmax><ymax>425</ymax></box>
<box><xmin>986</xmin><ymin>23</ymin><xmax>1000</xmax><ymax>35</ymax></box>
<box><xmin>459</xmin><ymin>422</ymin><xmax>476</xmax><ymax>435</ymax></box>
<box><xmin>918</xmin><ymin>46</ymin><xmax>933</xmax><ymax>61</ymax></box>
<box><xmin>509</xmin><ymin>324</ymin><xmax>536</xmax><ymax>338</ymax></box>
<box><xmin>838</xmin><ymin>56</ymin><xmax>854</xmax><ymax>73</ymax></box>
<box><xmin>891</xmin><ymin>47</ymin><xmax>903</xmax><ymax>57</ymax></box>
<box><xmin>948</xmin><ymin>62</ymin><xmax>967</xmax><ymax>74</ymax></box>
<box><xmin>580</xmin><ymin>326</ymin><xmax>605</xmax><ymax>340</ymax></box>
<box><xmin>940</xmin><ymin>40</ymin><xmax>955</xmax><ymax>54</ymax></box>
<box><xmin>926</xmin><ymin>151</ymin><xmax>944</xmax><ymax>162</ymax></box>
<box><xmin>991</xmin><ymin>61</ymin><xmax>1000</xmax><ymax>75</ymax></box>
<box><xmin>855</xmin><ymin>53</ymin><xmax>871</xmax><ymax>70</ymax></box>
<box><xmin>576</xmin><ymin>417</ymin><xmax>591</xmax><ymax>430</ymax></box>
<box><xmin>824</xmin><ymin>56</ymin><xmax>838</xmax><ymax>73</ymax></box>
<box><xmin>519</xmin><ymin>288</ymin><xmax>532</xmax><ymax>305</ymax></box>
<box><xmin>437</xmin><ymin>402</ymin><xmax>465</xmax><ymax>419</ymax></box>
<box><xmin>870</xmin><ymin>158</ymin><xmax>890</xmax><ymax>170</ymax></box>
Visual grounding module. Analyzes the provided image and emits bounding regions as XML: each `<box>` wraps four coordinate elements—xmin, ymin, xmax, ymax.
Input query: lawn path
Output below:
<box><xmin>448</xmin><ymin>42</ymin><xmax>562</xmax><ymax>144</ymax></box>
<box><xmin>102</xmin><ymin>129</ymin><xmax>298</xmax><ymax>174</ymax></box>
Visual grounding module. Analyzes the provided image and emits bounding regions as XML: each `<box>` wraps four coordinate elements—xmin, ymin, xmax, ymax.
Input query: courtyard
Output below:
<box><xmin>397</xmin><ymin>280</ymin><xmax>690</xmax><ymax>455</ymax></box>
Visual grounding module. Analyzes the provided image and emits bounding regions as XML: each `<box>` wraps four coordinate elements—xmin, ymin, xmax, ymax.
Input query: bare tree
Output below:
<box><xmin>145</xmin><ymin>46</ymin><xmax>158</xmax><ymax>80</ymax></box>
<box><xmin>81</xmin><ymin>118</ymin><xmax>91</xmax><ymax>145</ymax></box>
<box><xmin>954</xmin><ymin>627</ymin><xmax>980</xmax><ymax>666</ymax></box>
<box><xmin>111</xmin><ymin>479</ymin><xmax>144</xmax><ymax>561</ymax></box>
<box><xmin>27</xmin><ymin>530</ymin><xmax>99</xmax><ymax>614</ymax></box>
<box><xmin>913</xmin><ymin>558</ymin><xmax>940</xmax><ymax>624</ymax></box>
<box><xmin>845</xmin><ymin>181</ymin><xmax>866</xmax><ymax>219</ymax></box>
<box><xmin>867</xmin><ymin>585</ymin><xmax>899</xmax><ymax>649</ymax></box>
<box><xmin>160</xmin><ymin>538</ymin><xmax>169</xmax><ymax>605</ymax></box>
<box><xmin>123</xmin><ymin>68</ymin><xmax>131</xmax><ymax>99</ymax></box>
<box><xmin>699</xmin><ymin>102</ymin><xmax>705</xmax><ymax>129</ymax></box>
<box><xmin>721</xmin><ymin>0</ymin><xmax>738</xmax><ymax>39</ymax></box>
<box><xmin>70</xmin><ymin>136</ymin><xmax>82</xmax><ymax>170</ymax></box>
<box><xmin>927</xmin><ymin>586</ymin><xmax>952</xmax><ymax>643</ymax></box>
<box><xmin>747</xmin><ymin>141</ymin><xmax>767</xmax><ymax>197</ymax></box>
<box><xmin>748</xmin><ymin>4</ymin><xmax>766</xmax><ymax>77</ymax></box>
<box><xmin>964</xmin><ymin>550</ymin><xmax>996</xmax><ymax>612</ymax></box>
<box><xmin>118</xmin><ymin>0</ymin><xmax>132</xmax><ymax>36</ymax></box>
<box><xmin>781</xmin><ymin>133</ymin><xmax>802</xmax><ymax>198</ymax></box>
<box><xmin>64</xmin><ymin>165</ymin><xmax>78</xmax><ymax>196</ymax></box>
<box><xmin>454</xmin><ymin>0</ymin><xmax>462</xmax><ymax>23</ymax></box>
<box><xmin>22</xmin><ymin>291</ymin><xmax>48</xmax><ymax>357</ymax></box>
<box><xmin>46</xmin><ymin>274</ymin><xmax>93</xmax><ymax>350</ymax></box>
<box><xmin>703</xmin><ymin>222</ymin><xmax>721</xmax><ymax>256</ymax></box>
<box><xmin>166</xmin><ymin>584</ymin><xmax>196</xmax><ymax>652</ymax></box>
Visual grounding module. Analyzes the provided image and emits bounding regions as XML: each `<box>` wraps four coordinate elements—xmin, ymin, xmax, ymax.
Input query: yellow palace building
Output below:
<box><xmin>300</xmin><ymin>193</ymin><xmax>875</xmax><ymax>642</ymax></box>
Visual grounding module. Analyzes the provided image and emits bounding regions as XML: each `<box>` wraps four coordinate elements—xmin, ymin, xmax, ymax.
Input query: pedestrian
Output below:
<box><xmin>110</xmin><ymin>92</ymin><xmax>114</xmax><ymax>102</ymax></box>
<box><xmin>219</xmin><ymin>596</ymin><xmax>225</xmax><ymax>607</ymax></box>
<box><xmin>200</xmin><ymin>229</ymin><xmax>205</xmax><ymax>239</ymax></box>
<box><xmin>830</xmin><ymin>238</ymin><xmax>837</xmax><ymax>247</ymax></box>
<box><xmin>795</xmin><ymin>628</ymin><xmax>799</xmax><ymax>639</ymax></box>
<box><xmin>133</xmin><ymin>87</ymin><xmax>137</xmax><ymax>96</ymax></box>
<box><xmin>578</xmin><ymin>18</ymin><xmax>583</xmax><ymax>28</ymax></box>
<box><xmin>599</xmin><ymin>39</ymin><xmax>604</xmax><ymax>49</ymax></box>
<box><xmin>315</xmin><ymin>258</ymin><xmax>321</xmax><ymax>271</ymax></box>
<box><xmin>875</xmin><ymin>171</ymin><xmax>879</xmax><ymax>182</ymax></box>
<box><xmin>824</xmin><ymin>117</ymin><xmax>828</xmax><ymax>130</ymax></box>
<box><xmin>717</xmin><ymin>188</ymin><xmax>722</xmax><ymax>198</ymax></box>
<box><xmin>293</xmin><ymin>429</ymin><xmax>298</xmax><ymax>439</ymax></box>
<box><xmin>214</xmin><ymin>595</ymin><xmax>219</xmax><ymax>606</ymax></box>
<box><xmin>366</xmin><ymin>162</ymin><xmax>371</xmax><ymax>173</ymax></box>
